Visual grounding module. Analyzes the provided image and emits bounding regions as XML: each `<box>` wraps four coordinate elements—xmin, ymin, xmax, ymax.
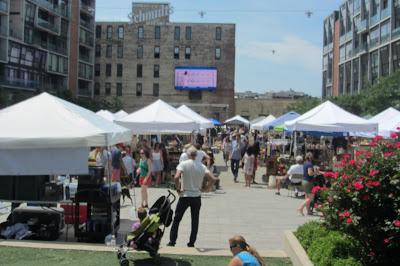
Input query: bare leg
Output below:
<box><xmin>298</xmin><ymin>193</ymin><xmax>310</xmax><ymax>215</ymax></box>
<box><xmin>306</xmin><ymin>193</ymin><xmax>315</xmax><ymax>214</ymax></box>
<box><xmin>141</xmin><ymin>185</ymin><xmax>148</xmax><ymax>207</ymax></box>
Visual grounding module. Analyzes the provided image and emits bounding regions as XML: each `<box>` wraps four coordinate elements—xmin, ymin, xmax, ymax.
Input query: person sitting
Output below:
<box><xmin>130</xmin><ymin>207</ymin><xmax>148</xmax><ymax>248</ymax></box>
<box><xmin>275</xmin><ymin>156</ymin><xmax>304</xmax><ymax>196</ymax></box>
<box><xmin>274</xmin><ymin>157</ymin><xmax>287</xmax><ymax>195</ymax></box>
<box><xmin>228</xmin><ymin>235</ymin><xmax>266</xmax><ymax>266</ymax></box>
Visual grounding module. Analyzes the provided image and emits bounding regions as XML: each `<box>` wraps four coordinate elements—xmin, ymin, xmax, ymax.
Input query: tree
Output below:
<box><xmin>329</xmin><ymin>94</ymin><xmax>363</xmax><ymax>116</ymax></box>
<box><xmin>285</xmin><ymin>96</ymin><xmax>321</xmax><ymax>114</ymax></box>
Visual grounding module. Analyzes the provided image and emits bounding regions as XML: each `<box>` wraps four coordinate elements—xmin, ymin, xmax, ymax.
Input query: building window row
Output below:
<box><xmin>97</xmin><ymin>25</ymin><xmax>125</xmax><ymax>39</ymax></box>
<box><xmin>95</xmin><ymin>63</ymin><xmax>123</xmax><ymax>77</ymax></box>
<box><xmin>136</xmin><ymin>64</ymin><xmax>160</xmax><ymax>78</ymax></box>
<box><xmin>99</xmin><ymin>82</ymin><xmax>123</xmax><ymax>96</ymax></box>
<box><xmin>96</xmin><ymin>44</ymin><xmax>124</xmax><ymax>58</ymax></box>
<box><xmin>131</xmin><ymin>46</ymin><xmax>221</xmax><ymax>60</ymax></box>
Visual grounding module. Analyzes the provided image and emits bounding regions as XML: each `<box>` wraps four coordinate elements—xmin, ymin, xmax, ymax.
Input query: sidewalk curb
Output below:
<box><xmin>284</xmin><ymin>231</ymin><xmax>313</xmax><ymax>266</ymax></box>
<box><xmin>0</xmin><ymin>239</ymin><xmax>287</xmax><ymax>257</ymax></box>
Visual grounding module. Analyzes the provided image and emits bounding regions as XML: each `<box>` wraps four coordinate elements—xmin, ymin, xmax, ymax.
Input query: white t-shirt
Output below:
<box><xmin>287</xmin><ymin>164</ymin><xmax>303</xmax><ymax>181</ymax></box>
<box><xmin>179</xmin><ymin>152</ymin><xmax>188</xmax><ymax>163</ymax></box>
<box><xmin>176</xmin><ymin>159</ymin><xmax>210</xmax><ymax>197</ymax></box>
<box><xmin>195</xmin><ymin>150</ymin><xmax>207</xmax><ymax>164</ymax></box>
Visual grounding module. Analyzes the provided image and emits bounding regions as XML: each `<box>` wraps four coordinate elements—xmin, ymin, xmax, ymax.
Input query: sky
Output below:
<box><xmin>95</xmin><ymin>0</ymin><xmax>343</xmax><ymax>97</ymax></box>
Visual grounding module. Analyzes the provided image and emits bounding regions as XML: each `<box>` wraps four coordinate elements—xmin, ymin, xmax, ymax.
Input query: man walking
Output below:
<box><xmin>230</xmin><ymin>133</ymin><xmax>242</xmax><ymax>183</ymax></box>
<box><xmin>167</xmin><ymin>146</ymin><xmax>218</xmax><ymax>247</ymax></box>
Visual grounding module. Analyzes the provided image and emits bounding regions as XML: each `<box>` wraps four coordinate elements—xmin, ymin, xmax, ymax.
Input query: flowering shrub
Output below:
<box><xmin>318</xmin><ymin>133</ymin><xmax>400</xmax><ymax>265</ymax></box>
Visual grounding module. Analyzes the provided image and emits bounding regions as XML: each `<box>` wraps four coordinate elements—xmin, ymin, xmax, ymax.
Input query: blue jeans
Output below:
<box><xmin>231</xmin><ymin>159</ymin><xmax>240</xmax><ymax>180</ymax></box>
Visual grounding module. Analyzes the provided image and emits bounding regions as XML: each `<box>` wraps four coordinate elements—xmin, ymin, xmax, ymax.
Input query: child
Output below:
<box><xmin>131</xmin><ymin>207</ymin><xmax>147</xmax><ymax>232</ymax></box>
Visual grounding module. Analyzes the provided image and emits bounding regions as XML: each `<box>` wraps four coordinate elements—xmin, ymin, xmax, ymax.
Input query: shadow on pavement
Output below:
<box><xmin>131</xmin><ymin>257</ymin><xmax>192</xmax><ymax>266</ymax></box>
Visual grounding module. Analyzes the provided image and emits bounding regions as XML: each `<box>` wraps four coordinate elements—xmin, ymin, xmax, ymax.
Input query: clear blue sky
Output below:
<box><xmin>95</xmin><ymin>0</ymin><xmax>342</xmax><ymax>97</ymax></box>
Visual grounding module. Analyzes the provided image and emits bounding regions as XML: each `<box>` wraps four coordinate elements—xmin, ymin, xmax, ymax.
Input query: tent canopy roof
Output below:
<box><xmin>177</xmin><ymin>105</ymin><xmax>214</xmax><ymax>129</ymax></box>
<box><xmin>225</xmin><ymin>115</ymin><xmax>250</xmax><ymax>126</ymax></box>
<box><xmin>251</xmin><ymin>115</ymin><xmax>276</xmax><ymax>131</ymax></box>
<box><xmin>267</xmin><ymin>111</ymin><xmax>300</xmax><ymax>129</ymax></box>
<box><xmin>285</xmin><ymin>101</ymin><xmax>378</xmax><ymax>133</ymax></box>
<box><xmin>0</xmin><ymin>93</ymin><xmax>132</xmax><ymax>149</ymax></box>
<box><xmin>114</xmin><ymin>110</ymin><xmax>128</xmax><ymax>120</ymax></box>
<box><xmin>96</xmin><ymin>109</ymin><xmax>115</xmax><ymax>121</ymax></box>
<box><xmin>116</xmin><ymin>99</ymin><xmax>198</xmax><ymax>134</ymax></box>
<box><xmin>370</xmin><ymin>107</ymin><xmax>400</xmax><ymax>138</ymax></box>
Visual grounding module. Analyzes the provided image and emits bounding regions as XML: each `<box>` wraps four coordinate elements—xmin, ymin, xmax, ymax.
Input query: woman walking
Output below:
<box><xmin>152</xmin><ymin>142</ymin><xmax>164</xmax><ymax>186</ymax></box>
<box><xmin>137</xmin><ymin>149</ymin><xmax>152</xmax><ymax>208</ymax></box>
<box><xmin>298</xmin><ymin>152</ymin><xmax>315</xmax><ymax>216</ymax></box>
<box><xmin>243</xmin><ymin>146</ymin><xmax>255</xmax><ymax>187</ymax></box>
<box><xmin>228</xmin><ymin>235</ymin><xmax>266</xmax><ymax>266</ymax></box>
<box><xmin>223</xmin><ymin>137</ymin><xmax>232</xmax><ymax>167</ymax></box>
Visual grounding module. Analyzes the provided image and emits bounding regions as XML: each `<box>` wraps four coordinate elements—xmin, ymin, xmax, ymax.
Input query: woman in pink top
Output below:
<box><xmin>243</xmin><ymin>146</ymin><xmax>255</xmax><ymax>187</ymax></box>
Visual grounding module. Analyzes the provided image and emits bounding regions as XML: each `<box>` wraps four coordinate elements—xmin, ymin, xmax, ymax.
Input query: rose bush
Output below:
<box><xmin>318</xmin><ymin>133</ymin><xmax>400</xmax><ymax>265</ymax></box>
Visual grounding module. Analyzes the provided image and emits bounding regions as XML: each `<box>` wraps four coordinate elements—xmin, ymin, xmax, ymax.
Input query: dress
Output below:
<box><xmin>243</xmin><ymin>153</ymin><xmax>255</xmax><ymax>176</ymax></box>
<box><xmin>152</xmin><ymin>151</ymin><xmax>163</xmax><ymax>172</ymax></box>
<box><xmin>139</xmin><ymin>159</ymin><xmax>152</xmax><ymax>186</ymax></box>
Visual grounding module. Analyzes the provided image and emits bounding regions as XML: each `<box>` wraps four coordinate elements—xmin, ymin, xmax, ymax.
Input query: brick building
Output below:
<box><xmin>94</xmin><ymin>2</ymin><xmax>236</xmax><ymax>121</ymax></box>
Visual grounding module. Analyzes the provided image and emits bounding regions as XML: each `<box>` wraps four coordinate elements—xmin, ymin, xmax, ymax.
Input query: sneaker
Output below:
<box><xmin>166</xmin><ymin>242</ymin><xmax>175</xmax><ymax>247</ymax></box>
<box><xmin>187</xmin><ymin>243</ymin><xmax>195</xmax><ymax>248</ymax></box>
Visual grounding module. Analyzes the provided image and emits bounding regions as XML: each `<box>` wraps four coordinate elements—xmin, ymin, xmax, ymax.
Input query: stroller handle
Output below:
<box><xmin>167</xmin><ymin>190</ymin><xmax>177</xmax><ymax>205</ymax></box>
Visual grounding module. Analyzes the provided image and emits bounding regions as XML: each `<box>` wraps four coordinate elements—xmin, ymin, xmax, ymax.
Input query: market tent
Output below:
<box><xmin>250</xmin><ymin>116</ymin><xmax>266</xmax><ymax>125</ymax></box>
<box><xmin>370</xmin><ymin>107</ymin><xmax>400</xmax><ymax>138</ymax></box>
<box><xmin>225</xmin><ymin>115</ymin><xmax>250</xmax><ymax>127</ymax></box>
<box><xmin>285</xmin><ymin>101</ymin><xmax>378</xmax><ymax>134</ymax></box>
<box><xmin>273</xmin><ymin>124</ymin><xmax>285</xmax><ymax>132</ymax></box>
<box><xmin>116</xmin><ymin>99</ymin><xmax>198</xmax><ymax>134</ymax></box>
<box><xmin>114</xmin><ymin>110</ymin><xmax>128</xmax><ymax>120</ymax></box>
<box><xmin>266</xmin><ymin>111</ymin><xmax>300</xmax><ymax>130</ymax></box>
<box><xmin>209</xmin><ymin>118</ymin><xmax>222</xmax><ymax>126</ymax></box>
<box><xmin>96</xmin><ymin>109</ymin><xmax>115</xmax><ymax>121</ymax></box>
<box><xmin>250</xmin><ymin>115</ymin><xmax>276</xmax><ymax>131</ymax></box>
<box><xmin>0</xmin><ymin>93</ymin><xmax>132</xmax><ymax>174</ymax></box>
<box><xmin>177</xmin><ymin>105</ymin><xmax>214</xmax><ymax>130</ymax></box>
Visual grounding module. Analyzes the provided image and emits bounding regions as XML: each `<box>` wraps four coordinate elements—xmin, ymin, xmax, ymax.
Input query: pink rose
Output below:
<box><xmin>368</xmin><ymin>169</ymin><xmax>379</xmax><ymax>177</ymax></box>
<box><xmin>394</xmin><ymin>220</ymin><xmax>400</xmax><ymax>227</ymax></box>
<box><xmin>346</xmin><ymin>217</ymin><xmax>353</xmax><ymax>223</ymax></box>
<box><xmin>353</xmin><ymin>181</ymin><xmax>364</xmax><ymax>191</ymax></box>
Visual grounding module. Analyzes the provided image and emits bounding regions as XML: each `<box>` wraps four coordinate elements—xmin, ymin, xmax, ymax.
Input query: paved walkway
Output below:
<box><xmin>120</xmin><ymin>152</ymin><xmax>318</xmax><ymax>251</ymax></box>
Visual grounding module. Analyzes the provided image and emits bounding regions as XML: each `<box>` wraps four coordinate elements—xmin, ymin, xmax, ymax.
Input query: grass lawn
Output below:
<box><xmin>0</xmin><ymin>247</ymin><xmax>292</xmax><ymax>266</ymax></box>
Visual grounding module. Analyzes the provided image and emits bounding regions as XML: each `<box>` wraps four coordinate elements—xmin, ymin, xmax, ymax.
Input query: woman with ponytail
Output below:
<box><xmin>228</xmin><ymin>235</ymin><xmax>266</xmax><ymax>266</ymax></box>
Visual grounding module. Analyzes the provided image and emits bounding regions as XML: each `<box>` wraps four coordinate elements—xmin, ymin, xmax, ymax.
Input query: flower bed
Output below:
<box><xmin>313</xmin><ymin>132</ymin><xmax>400</xmax><ymax>265</ymax></box>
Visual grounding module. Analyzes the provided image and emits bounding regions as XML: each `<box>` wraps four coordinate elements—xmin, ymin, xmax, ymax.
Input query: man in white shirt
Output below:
<box><xmin>275</xmin><ymin>156</ymin><xmax>304</xmax><ymax>195</ymax></box>
<box><xmin>167</xmin><ymin>146</ymin><xmax>218</xmax><ymax>248</ymax></box>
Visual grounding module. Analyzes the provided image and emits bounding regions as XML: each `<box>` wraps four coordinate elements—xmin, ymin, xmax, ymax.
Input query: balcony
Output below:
<box><xmin>393</xmin><ymin>27</ymin><xmax>400</xmax><ymax>39</ymax></box>
<box><xmin>370</xmin><ymin>14</ymin><xmax>380</xmax><ymax>27</ymax></box>
<box><xmin>358</xmin><ymin>19</ymin><xmax>368</xmax><ymax>32</ymax></box>
<box><xmin>0</xmin><ymin>0</ymin><xmax>8</xmax><ymax>15</ymax></box>
<box><xmin>34</xmin><ymin>0</ymin><xmax>68</xmax><ymax>17</ymax></box>
<box><xmin>36</xmin><ymin>17</ymin><xmax>59</xmax><ymax>35</ymax></box>
<box><xmin>359</xmin><ymin>43</ymin><xmax>368</xmax><ymax>54</ymax></box>
<box><xmin>79</xmin><ymin>29</ymin><xmax>94</xmax><ymax>47</ymax></box>
<box><xmin>381</xmin><ymin>8</ymin><xmax>390</xmax><ymax>20</ymax></box>
<box><xmin>0</xmin><ymin>38</ymin><xmax>6</xmax><ymax>62</ymax></box>
<box><xmin>80</xmin><ymin>0</ymin><xmax>95</xmax><ymax>15</ymax></box>
<box><xmin>0</xmin><ymin>20</ymin><xmax>7</xmax><ymax>37</ymax></box>
<box><xmin>80</xmin><ymin>19</ymin><xmax>94</xmax><ymax>31</ymax></box>
<box><xmin>369</xmin><ymin>38</ymin><xmax>379</xmax><ymax>49</ymax></box>
<box><xmin>0</xmin><ymin>78</ymin><xmax>39</xmax><ymax>90</ymax></box>
<box><xmin>79</xmin><ymin>52</ymin><xmax>92</xmax><ymax>64</ymax></box>
<box><xmin>381</xmin><ymin>34</ymin><xmax>390</xmax><ymax>44</ymax></box>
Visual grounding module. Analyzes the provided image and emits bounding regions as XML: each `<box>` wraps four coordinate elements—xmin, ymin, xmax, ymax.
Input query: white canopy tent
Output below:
<box><xmin>116</xmin><ymin>99</ymin><xmax>198</xmax><ymax>134</ymax></box>
<box><xmin>177</xmin><ymin>105</ymin><xmax>214</xmax><ymax>130</ymax></box>
<box><xmin>96</xmin><ymin>109</ymin><xmax>115</xmax><ymax>121</ymax></box>
<box><xmin>114</xmin><ymin>110</ymin><xmax>128</xmax><ymax>120</ymax></box>
<box><xmin>250</xmin><ymin>116</ymin><xmax>266</xmax><ymax>125</ymax></box>
<box><xmin>250</xmin><ymin>115</ymin><xmax>276</xmax><ymax>131</ymax></box>
<box><xmin>225</xmin><ymin>115</ymin><xmax>250</xmax><ymax>127</ymax></box>
<box><xmin>285</xmin><ymin>101</ymin><xmax>378</xmax><ymax>134</ymax></box>
<box><xmin>0</xmin><ymin>93</ymin><xmax>132</xmax><ymax>175</ymax></box>
<box><xmin>370</xmin><ymin>107</ymin><xmax>400</xmax><ymax>138</ymax></box>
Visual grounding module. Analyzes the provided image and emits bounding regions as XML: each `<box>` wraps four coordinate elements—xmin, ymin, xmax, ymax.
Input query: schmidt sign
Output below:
<box><xmin>130</xmin><ymin>5</ymin><xmax>173</xmax><ymax>24</ymax></box>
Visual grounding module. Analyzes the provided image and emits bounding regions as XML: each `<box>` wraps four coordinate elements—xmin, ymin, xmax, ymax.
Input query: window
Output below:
<box><xmin>174</xmin><ymin>46</ymin><xmax>179</xmax><ymax>59</ymax></box>
<box><xmin>216</xmin><ymin>27</ymin><xmax>222</xmax><ymax>40</ymax></box>
<box><xmin>106</xmin><ymin>64</ymin><xmax>111</xmax><ymax>76</ymax></box>
<box><xmin>339</xmin><ymin>45</ymin><xmax>345</xmax><ymax>62</ymax></box>
<box><xmin>137</xmin><ymin>64</ymin><xmax>142</xmax><ymax>78</ymax></box>
<box><xmin>25</xmin><ymin>3</ymin><xmax>35</xmax><ymax>24</ymax></box>
<box><xmin>107</xmin><ymin>25</ymin><xmax>113</xmax><ymax>39</ymax></box>
<box><xmin>106</xmin><ymin>45</ymin><xmax>112</xmax><ymax>58</ymax></box>
<box><xmin>339</xmin><ymin>65</ymin><xmax>344</xmax><ymax>95</ymax></box>
<box><xmin>380</xmin><ymin>21</ymin><xmax>390</xmax><ymax>43</ymax></box>
<box><xmin>96</xmin><ymin>25</ymin><xmax>102</xmax><ymax>38</ymax></box>
<box><xmin>136</xmin><ymin>83</ymin><xmax>142</xmax><ymax>96</ymax></box>
<box><xmin>361</xmin><ymin>54</ymin><xmax>369</xmax><ymax>88</ymax></box>
<box><xmin>370</xmin><ymin>50</ymin><xmax>379</xmax><ymax>84</ymax></box>
<box><xmin>117</xmin><ymin>64</ymin><xmax>123</xmax><ymax>77</ymax></box>
<box><xmin>118</xmin><ymin>26</ymin><xmax>124</xmax><ymax>39</ymax></box>
<box><xmin>138</xmin><ymin>26</ymin><xmax>144</xmax><ymax>39</ymax></box>
<box><xmin>95</xmin><ymin>44</ymin><xmax>101</xmax><ymax>57</ymax></box>
<box><xmin>94</xmin><ymin>83</ymin><xmax>100</xmax><ymax>95</ymax></box>
<box><xmin>154</xmin><ymin>46</ymin><xmax>160</xmax><ymax>58</ymax></box>
<box><xmin>153</xmin><ymin>83</ymin><xmax>159</xmax><ymax>97</ymax></box>
<box><xmin>185</xmin><ymin>26</ymin><xmax>192</xmax><ymax>40</ymax></box>
<box><xmin>155</xmin><ymin>26</ymin><xmax>161</xmax><ymax>39</ymax></box>
<box><xmin>345</xmin><ymin>62</ymin><xmax>351</xmax><ymax>94</ymax></box>
<box><xmin>174</xmin><ymin>26</ymin><xmax>180</xmax><ymax>40</ymax></box>
<box><xmin>215</xmin><ymin>47</ymin><xmax>221</xmax><ymax>60</ymax></box>
<box><xmin>382</xmin><ymin>0</ymin><xmax>388</xmax><ymax>9</ymax></box>
<box><xmin>24</xmin><ymin>27</ymin><xmax>33</xmax><ymax>44</ymax></box>
<box><xmin>369</xmin><ymin>26</ymin><xmax>379</xmax><ymax>47</ymax></box>
<box><xmin>345</xmin><ymin>42</ymin><xmax>352</xmax><ymax>59</ymax></box>
<box><xmin>95</xmin><ymin>64</ymin><xmax>100</xmax><ymax>76</ymax></box>
<box><xmin>116</xmin><ymin>83</ymin><xmax>122</xmax><ymax>96</ymax></box>
<box><xmin>380</xmin><ymin>46</ymin><xmax>389</xmax><ymax>77</ymax></box>
<box><xmin>393</xmin><ymin>41</ymin><xmax>400</xmax><ymax>72</ymax></box>
<box><xmin>394</xmin><ymin>0</ymin><xmax>400</xmax><ymax>29</ymax></box>
<box><xmin>189</xmin><ymin>91</ymin><xmax>202</xmax><ymax>100</ymax></box>
<box><xmin>154</xmin><ymin>64</ymin><xmax>159</xmax><ymax>78</ymax></box>
<box><xmin>117</xmin><ymin>44</ymin><xmax>123</xmax><ymax>58</ymax></box>
<box><xmin>105</xmin><ymin>83</ymin><xmax>111</xmax><ymax>95</ymax></box>
<box><xmin>352</xmin><ymin>58</ymin><xmax>359</xmax><ymax>93</ymax></box>
<box><xmin>185</xmin><ymin>47</ymin><xmax>191</xmax><ymax>59</ymax></box>
<box><xmin>137</xmin><ymin>46</ymin><xmax>143</xmax><ymax>59</ymax></box>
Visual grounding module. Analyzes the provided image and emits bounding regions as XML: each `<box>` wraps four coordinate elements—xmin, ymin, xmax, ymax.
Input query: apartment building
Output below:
<box><xmin>0</xmin><ymin>0</ymin><xmax>95</xmax><ymax>104</ymax></box>
<box><xmin>94</xmin><ymin>2</ymin><xmax>236</xmax><ymax>121</ymax></box>
<box><xmin>322</xmin><ymin>0</ymin><xmax>400</xmax><ymax>97</ymax></box>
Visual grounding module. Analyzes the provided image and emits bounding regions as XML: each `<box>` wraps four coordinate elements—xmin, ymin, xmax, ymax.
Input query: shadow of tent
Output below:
<box><xmin>132</xmin><ymin>257</ymin><xmax>192</xmax><ymax>266</ymax></box>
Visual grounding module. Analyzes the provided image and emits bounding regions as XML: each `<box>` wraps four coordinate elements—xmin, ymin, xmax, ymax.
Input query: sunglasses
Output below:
<box><xmin>229</xmin><ymin>244</ymin><xmax>237</xmax><ymax>250</ymax></box>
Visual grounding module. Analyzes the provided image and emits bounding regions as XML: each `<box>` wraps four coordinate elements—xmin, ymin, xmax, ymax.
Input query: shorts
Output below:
<box><xmin>302</xmin><ymin>180</ymin><xmax>314</xmax><ymax>194</ymax></box>
<box><xmin>139</xmin><ymin>176</ymin><xmax>152</xmax><ymax>186</ymax></box>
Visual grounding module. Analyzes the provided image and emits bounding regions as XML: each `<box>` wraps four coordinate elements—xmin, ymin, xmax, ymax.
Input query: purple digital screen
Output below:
<box><xmin>175</xmin><ymin>67</ymin><xmax>217</xmax><ymax>90</ymax></box>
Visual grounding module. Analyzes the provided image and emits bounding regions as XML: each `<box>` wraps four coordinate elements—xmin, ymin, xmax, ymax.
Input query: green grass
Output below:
<box><xmin>0</xmin><ymin>247</ymin><xmax>292</xmax><ymax>266</ymax></box>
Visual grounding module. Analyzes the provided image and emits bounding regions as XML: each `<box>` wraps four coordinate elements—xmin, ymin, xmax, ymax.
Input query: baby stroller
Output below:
<box><xmin>117</xmin><ymin>190</ymin><xmax>176</xmax><ymax>266</ymax></box>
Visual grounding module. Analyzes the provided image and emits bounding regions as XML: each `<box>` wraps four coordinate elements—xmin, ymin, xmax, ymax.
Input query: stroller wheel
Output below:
<box><xmin>120</xmin><ymin>258</ymin><xmax>129</xmax><ymax>266</ymax></box>
<box><xmin>152</xmin><ymin>253</ymin><xmax>161</xmax><ymax>264</ymax></box>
